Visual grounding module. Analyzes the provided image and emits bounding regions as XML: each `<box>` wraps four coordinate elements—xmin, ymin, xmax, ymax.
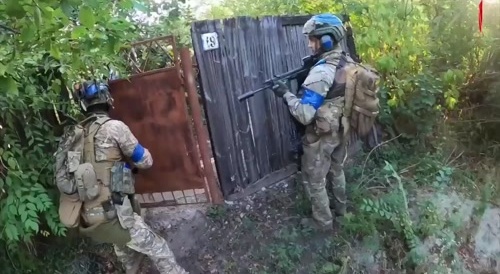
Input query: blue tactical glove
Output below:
<box><xmin>271</xmin><ymin>80</ymin><xmax>289</xmax><ymax>98</ymax></box>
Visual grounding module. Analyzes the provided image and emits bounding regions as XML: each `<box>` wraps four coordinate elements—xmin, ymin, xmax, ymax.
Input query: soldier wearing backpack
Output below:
<box><xmin>54</xmin><ymin>80</ymin><xmax>188</xmax><ymax>274</ymax></box>
<box><xmin>272</xmin><ymin>14</ymin><xmax>380</xmax><ymax>231</ymax></box>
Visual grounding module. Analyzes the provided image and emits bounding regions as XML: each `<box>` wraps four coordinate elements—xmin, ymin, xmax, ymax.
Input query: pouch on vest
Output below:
<box><xmin>81</xmin><ymin>198</ymin><xmax>117</xmax><ymax>225</ymax></box>
<box><xmin>59</xmin><ymin>193</ymin><xmax>83</xmax><ymax>228</ymax></box>
<box><xmin>74</xmin><ymin>162</ymin><xmax>100</xmax><ymax>201</ymax></box>
<box><xmin>314</xmin><ymin>97</ymin><xmax>344</xmax><ymax>135</ymax></box>
<box><xmin>101</xmin><ymin>199</ymin><xmax>118</xmax><ymax>220</ymax></box>
<box><xmin>110</xmin><ymin>162</ymin><xmax>135</xmax><ymax>194</ymax></box>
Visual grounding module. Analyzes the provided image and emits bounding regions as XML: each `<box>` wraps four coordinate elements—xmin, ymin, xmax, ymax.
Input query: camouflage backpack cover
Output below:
<box><xmin>340</xmin><ymin>58</ymin><xmax>381</xmax><ymax>137</ymax></box>
<box><xmin>54</xmin><ymin>122</ymin><xmax>86</xmax><ymax>228</ymax></box>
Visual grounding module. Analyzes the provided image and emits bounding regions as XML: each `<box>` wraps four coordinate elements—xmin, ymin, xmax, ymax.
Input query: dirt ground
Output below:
<box><xmin>140</xmin><ymin>176</ymin><xmax>341</xmax><ymax>274</ymax></box>
<box><xmin>143</xmin><ymin>177</ymin><xmax>310</xmax><ymax>274</ymax></box>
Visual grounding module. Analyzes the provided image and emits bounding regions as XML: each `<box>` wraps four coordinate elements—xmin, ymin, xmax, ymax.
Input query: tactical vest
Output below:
<box><xmin>325</xmin><ymin>52</ymin><xmax>350</xmax><ymax>100</ymax></box>
<box><xmin>76</xmin><ymin>115</ymin><xmax>140</xmax><ymax>245</ymax></box>
<box><xmin>306</xmin><ymin>53</ymin><xmax>347</xmax><ymax>136</ymax></box>
<box><xmin>79</xmin><ymin>115</ymin><xmax>120</xmax><ymax>225</ymax></box>
<box><xmin>56</xmin><ymin>113</ymin><xmax>142</xmax><ymax>245</ymax></box>
<box><xmin>306</xmin><ymin>51</ymin><xmax>349</xmax><ymax>100</ymax></box>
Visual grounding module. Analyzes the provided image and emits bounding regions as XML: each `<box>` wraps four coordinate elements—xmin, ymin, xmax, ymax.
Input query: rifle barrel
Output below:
<box><xmin>237</xmin><ymin>86</ymin><xmax>269</xmax><ymax>101</ymax></box>
<box><xmin>237</xmin><ymin>66</ymin><xmax>308</xmax><ymax>101</ymax></box>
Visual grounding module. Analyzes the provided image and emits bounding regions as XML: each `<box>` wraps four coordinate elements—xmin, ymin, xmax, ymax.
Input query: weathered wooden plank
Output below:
<box><xmin>251</xmin><ymin>17</ymin><xmax>277</xmax><ymax>176</ymax></box>
<box><xmin>276</xmin><ymin>21</ymin><xmax>307</xmax><ymax>167</ymax></box>
<box><xmin>234</xmin><ymin>17</ymin><xmax>266</xmax><ymax>182</ymax></box>
<box><xmin>241</xmin><ymin>17</ymin><xmax>273</xmax><ymax>179</ymax></box>
<box><xmin>220</xmin><ymin>18</ymin><xmax>259</xmax><ymax>185</ymax></box>
<box><xmin>276</xmin><ymin>19</ymin><xmax>302</xmax><ymax>168</ymax></box>
<box><xmin>191</xmin><ymin>20</ymin><xmax>242</xmax><ymax>196</ymax></box>
<box><xmin>279</xmin><ymin>25</ymin><xmax>309</xmax><ymax>166</ymax></box>
<box><xmin>260</xmin><ymin>16</ymin><xmax>288</xmax><ymax>172</ymax></box>
<box><xmin>210</xmin><ymin>19</ymin><xmax>248</xmax><ymax>188</ymax></box>
<box><xmin>226</xmin><ymin>164</ymin><xmax>298</xmax><ymax>201</ymax></box>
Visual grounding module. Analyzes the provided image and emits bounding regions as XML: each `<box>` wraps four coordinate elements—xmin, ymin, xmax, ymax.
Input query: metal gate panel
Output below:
<box><xmin>109</xmin><ymin>68</ymin><xmax>205</xmax><ymax>194</ymax></box>
<box><xmin>102</xmin><ymin>35</ymin><xmax>223</xmax><ymax>207</ymax></box>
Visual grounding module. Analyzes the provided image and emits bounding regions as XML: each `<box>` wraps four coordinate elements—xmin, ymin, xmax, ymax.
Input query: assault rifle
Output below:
<box><xmin>237</xmin><ymin>54</ymin><xmax>319</xmax><ymax>101</ymax></box>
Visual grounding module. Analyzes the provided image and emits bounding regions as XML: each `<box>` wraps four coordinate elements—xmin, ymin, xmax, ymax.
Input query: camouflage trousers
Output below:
<box><xmin>301</xmin><ymin>126</ymin><xmax>347</xmax><ymax>227</ymax></box>
<box><xmin>115</xmin><ymin>197</ymin><xmax>188</xmax><ymax>274</ymax></box>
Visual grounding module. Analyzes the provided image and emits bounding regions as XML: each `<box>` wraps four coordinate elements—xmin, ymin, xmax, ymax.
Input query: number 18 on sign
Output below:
<box><xmin>201</xmin><ymin>32</ymin><xmax>219</xmax><ymax>51</ymax></box>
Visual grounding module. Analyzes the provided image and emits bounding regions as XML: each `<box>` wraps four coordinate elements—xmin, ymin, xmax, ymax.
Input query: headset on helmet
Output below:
<box><xmin>73</xmin><ymin>80</ymin><xmax>114</xmax><ymax>112</ymax></box>
<box><xmin>303</xmin><ymin>13</ymin><xmax>345</xmax><ymax>52</ymax></box>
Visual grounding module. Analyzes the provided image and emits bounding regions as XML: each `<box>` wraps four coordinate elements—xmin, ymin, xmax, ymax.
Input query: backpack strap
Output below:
<box><xmin>336</xmin><ymin>51</ymin><xmax>349</xmax><ymax>68</ymax></box>
<box><xmin>83</xmin><ymin>115</ymin><xmax>112</xmax><ymax>164</ymax></box>
<box><xmin>325</xmin><ymin>52</ymin><xmax>350</xmax><ymax>99</ymax></box>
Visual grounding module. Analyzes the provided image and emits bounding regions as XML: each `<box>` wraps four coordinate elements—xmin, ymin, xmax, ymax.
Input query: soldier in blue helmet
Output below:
<box><xmin>55</xmin><ymin>80</ymin><xmax>188</xmax><ymax>273</ymax></box>
<box><xmin>272</xmin><ymin>14</ymin><xmax>350</xmax><ymax>231</ymax></box>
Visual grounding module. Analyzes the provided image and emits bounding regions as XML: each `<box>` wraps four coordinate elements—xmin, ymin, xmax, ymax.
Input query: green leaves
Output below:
<box><xmin>0</xmin><ymin>63</ymin><xmax>6</xmax><ymax>76</ymax></box>
<box><xmin>50</xmin><ymin>43</ymin><xmax>61</xmax><ymax>60</ymax></box>
<box><xmin>7</xmin><ymin>157</ymin><xmax>17</xmax><ymax>169</ymax></box>
<box><xmin>5</xmin><ymin>0</ymin><xmax>26</xmax><ymax>18</ymax></box>
<box><xmin>8</xmin><ymin>204</ymin><xmax>17</xmax><ymax>216</ymax></box>
<box><xmin>318</xmin><ymin>262</ymin><xmax>341</xmax><ymax>274</ymax></box>
<box><xmin>20</xmin><ymin>24</ymin><xmax>36</xmax><ymax>43</ymax></box>
<box><xmin>5</xmin><ymin>223</ymin><xmax>19</xmax><ymax>241</ymax></box>
<box><xmin>34</xmin><ymin>6</ymin><xmax>42</xmax><ymax>28</ymax></box>
<box><xmin>0</xmin><ymin>76</ymin><xmax>18</xmax><ymax>95</ymax></box>
<box><xmin>71</xmin><ymin>26</ymin><xmax>87</xmax><ymax>39</ymax></box>
<box><xmin>79</xmin><ymin>6</ymin><xmax>95</xmax><ymax>28</ymax></box>
<box><xmin>0</xmin><ymin>1</ymin><xmax>139</xmax><ymax>259</ymax></box>
<box><xmin>25</xmin><ymin>219</ymin><xmax>39</xmax><ymax>232</ymax></box>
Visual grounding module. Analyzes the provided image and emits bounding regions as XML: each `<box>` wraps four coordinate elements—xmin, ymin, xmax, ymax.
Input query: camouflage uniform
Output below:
<box><xmin>283</xmin><ymin>47</ymin><xmax>347</xmax><ymax>227</ymax></box>
<box><xmin>96</xmin><ymin>119</ymin><xmax>188</xmax><ymax>274</ymax></box>
<box><xmin>274</xmin><ymin>14</ymin><xmax>348</xmax><ymax>228</ymax></box>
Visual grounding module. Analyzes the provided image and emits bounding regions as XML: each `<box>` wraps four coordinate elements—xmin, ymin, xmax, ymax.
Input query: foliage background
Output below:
<box><xmin>0</xmin><ymin>0</ymin><xmax>194</xmax><ymax>272</ymax></box>
<box><xmin>0</xmin><ymin>0</ymin><xmax>499</xmax><ymax>272</ymax></box>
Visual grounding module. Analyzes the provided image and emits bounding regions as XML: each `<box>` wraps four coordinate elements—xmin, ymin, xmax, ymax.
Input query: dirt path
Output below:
<box><xmin>141</xmin><ymin>178</ymin><xmax>343</xmax><ymax>274</ymax></box>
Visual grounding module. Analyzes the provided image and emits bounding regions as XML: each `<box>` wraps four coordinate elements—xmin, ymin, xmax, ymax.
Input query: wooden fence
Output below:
<box><xmin>191</xmin><ymin>15</ymin><xmax>352</xmax><ymax>198</ymax></box>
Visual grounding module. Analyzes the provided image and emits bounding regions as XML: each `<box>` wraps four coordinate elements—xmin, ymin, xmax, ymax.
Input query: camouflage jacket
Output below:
<box><xmin>283</xmin><ymin>45</ymin><xmax>343</xmax><ymax>125</ymax></box>
<box><xmin>93</xmin><ymin>117</ymin><xmax>153</xmax><ymax>169</ymax></box>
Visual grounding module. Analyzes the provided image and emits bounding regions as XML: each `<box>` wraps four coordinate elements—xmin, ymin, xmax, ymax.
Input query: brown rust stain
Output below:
<box><xmin>109</xmin><ymin>68</ymin><xmax>204</xmax><ymax>193</ymax></box>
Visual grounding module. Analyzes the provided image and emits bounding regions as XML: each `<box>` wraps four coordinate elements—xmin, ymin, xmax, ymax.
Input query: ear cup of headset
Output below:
<box><xmin>320</xmin><ymin>35</ymin><xmax>334</xmax><ymax>51</ymax></box>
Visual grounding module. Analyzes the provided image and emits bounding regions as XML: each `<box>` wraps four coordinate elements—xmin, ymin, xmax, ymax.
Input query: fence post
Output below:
<box><xmin>180</xmin><ymin>47</ymin><xmax>224</xmax><ymax>204</ymax></box>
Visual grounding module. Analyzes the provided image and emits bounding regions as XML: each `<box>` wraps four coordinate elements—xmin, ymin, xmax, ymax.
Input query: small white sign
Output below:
<box><xmin>201</xmin><ymin>32</ymin><xmax>219</xmax><ymax>51</ymax></box>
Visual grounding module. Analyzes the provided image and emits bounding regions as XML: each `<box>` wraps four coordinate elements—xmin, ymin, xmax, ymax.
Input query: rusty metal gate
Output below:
<box><xmin>108</xmin><ymin>36</ymin><xmax>222</xmax><ymax>206</ymax></box>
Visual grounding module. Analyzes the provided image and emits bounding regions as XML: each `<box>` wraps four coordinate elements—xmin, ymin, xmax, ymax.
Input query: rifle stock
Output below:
<box><xmin>237</xmin><ymin>55</ymin><xmax>318</xmax><ymax>101</ymax></box>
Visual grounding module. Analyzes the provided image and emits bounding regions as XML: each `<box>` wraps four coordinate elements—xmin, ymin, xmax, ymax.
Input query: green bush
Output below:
<box><xmin>0</xmin><ymin>0</ymin><xmax>140</xmax><ymax>271</ymax></box>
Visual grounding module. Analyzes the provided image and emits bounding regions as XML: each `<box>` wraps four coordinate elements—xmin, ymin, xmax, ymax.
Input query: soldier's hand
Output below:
<box><xmin>271</xmin><ymin>80</ymin><xmax>289</xmax><ymax>98</ymax></box>
<box><xmin>125</xmin><ymin>162</ymin><xmax>139</xmax><ymax>174</ymax></box>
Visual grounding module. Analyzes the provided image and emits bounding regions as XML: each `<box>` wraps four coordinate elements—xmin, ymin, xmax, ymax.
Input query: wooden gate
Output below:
<box><xmin>191</xmin><ymin>15</ymin><xmax>353</xmax><ymax>198</ymax></box>
<box><xmin>108</xmin><ymin>36</ymin><xmax>222</xmax><ymax>206</ymax></box>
